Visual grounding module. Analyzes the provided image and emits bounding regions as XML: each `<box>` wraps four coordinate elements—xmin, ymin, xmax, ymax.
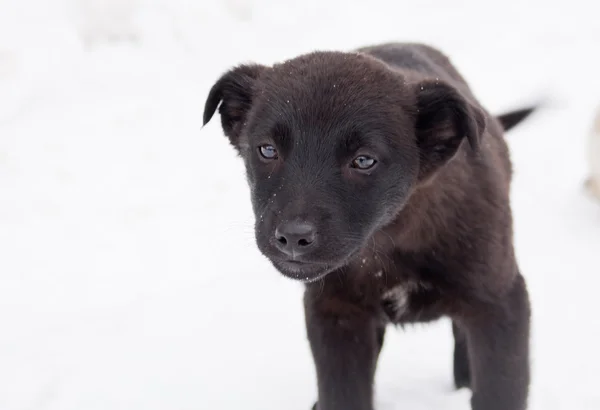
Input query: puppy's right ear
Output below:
<box><xmin>203</xmin><ymin>64</ymin><xmax>266</xmax><ymax>147</ymax></box>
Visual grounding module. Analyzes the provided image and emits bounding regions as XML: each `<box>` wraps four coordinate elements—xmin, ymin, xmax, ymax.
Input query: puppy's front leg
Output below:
<box><xmin>304</xmin><ymin>287</ymin><xmax>383</xmax><ymax>410</ymax></box>
<box><xmin>463</xmin><ymin>273</ymin><xmax>531</xmax><ymax>410</ymax></box>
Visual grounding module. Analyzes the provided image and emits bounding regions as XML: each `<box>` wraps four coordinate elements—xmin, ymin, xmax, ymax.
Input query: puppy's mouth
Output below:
<box><xmin>269</xmin><ymin>247</ymin><xmax>364</xmax><ymax>283</ymax></box>
<box><xmin>270</xmin><ymin>259</ymin><xmax>334</xmax><ymax>283</ymax></box>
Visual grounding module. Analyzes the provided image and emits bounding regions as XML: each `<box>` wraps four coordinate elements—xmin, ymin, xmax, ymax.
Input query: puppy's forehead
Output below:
<box><xmin>250</xmin><ymin>52</ymin><xmax>411</xmax><ymax>136</ymax></box>
<box><xmin>263</xmin><ymin>52</ymin><xmax>403</xmax><ymax>102</ymax></box>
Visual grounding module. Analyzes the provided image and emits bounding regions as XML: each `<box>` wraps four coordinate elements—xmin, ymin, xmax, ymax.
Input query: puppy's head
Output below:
<box><xmin>203</xmin><ymin>51</ymin><xmax>485</xmax><ymax>282</ymax></box>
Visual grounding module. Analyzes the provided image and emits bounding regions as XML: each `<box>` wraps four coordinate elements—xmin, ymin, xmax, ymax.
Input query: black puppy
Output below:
<box><xmin>203</xmin><ymin>42</ymin><xmax>533</xmax><ymax>410</ymax></box>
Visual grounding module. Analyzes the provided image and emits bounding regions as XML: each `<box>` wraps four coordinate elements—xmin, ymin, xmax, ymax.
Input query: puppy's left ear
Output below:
<box><xmin>414</xmin><ymin>80</ymin><xmax>486</xmax><ymax>180</ymax></box>
<box><xmin>203</xmin><ymin>64</ymin><xmax>266</xmax><ymax>149</ymax></box>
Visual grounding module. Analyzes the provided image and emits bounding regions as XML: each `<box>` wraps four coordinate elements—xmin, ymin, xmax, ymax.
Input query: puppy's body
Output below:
<box><xmin>585</xmin><ymin>106</ymin><xmax>600</xmax><ymax>201</ymax></box>
<box><xmin>204</xmin><ymin>43</ymin><xmax>531</xmax><ymax>410</ymax></box>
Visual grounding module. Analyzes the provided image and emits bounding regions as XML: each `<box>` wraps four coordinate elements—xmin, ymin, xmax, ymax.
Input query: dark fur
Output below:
<box><xmin>203</xmin><ymin>42</ymin><xmax>532</xmax><ymax>410</ymax></box>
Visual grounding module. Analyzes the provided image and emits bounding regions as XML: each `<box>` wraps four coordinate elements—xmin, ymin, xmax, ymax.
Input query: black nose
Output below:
<box><xmin>274</xmin><ymin>221</ymin><xmax>318</xmax><ymax>258</ymax></box>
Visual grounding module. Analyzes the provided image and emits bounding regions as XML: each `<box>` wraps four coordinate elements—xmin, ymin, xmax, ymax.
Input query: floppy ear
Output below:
<box><xmin>203</xmin><ymin>64</ymin><xmax>266</xmax><ymax>148</ymax></box>
<box><xmin>414</xmin><ymin>80</ymin><xmax>486</xmax><ymax>180</ymax></box>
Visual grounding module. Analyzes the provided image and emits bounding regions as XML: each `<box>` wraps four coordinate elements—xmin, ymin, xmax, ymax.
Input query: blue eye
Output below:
<box><xmin>259</xmin><ymin>144</ymin><xmax>278</xmax><ymax>160</ymax></box>
<box><xmin>352</xmin><ymin>155</ymin><xmax>377</xmax><ymax>170</ymax></box>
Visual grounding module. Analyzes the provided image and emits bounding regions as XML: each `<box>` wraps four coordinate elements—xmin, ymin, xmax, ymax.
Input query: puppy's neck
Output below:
<box><xmin>348</xmin><ymin>178</ymin><xmax>452</xmax><ymax>283</ymax></box>
<box><xmin>357</xmin><ymin>152</ymin><xmax>471</xmax><ymax>272</ymax></box>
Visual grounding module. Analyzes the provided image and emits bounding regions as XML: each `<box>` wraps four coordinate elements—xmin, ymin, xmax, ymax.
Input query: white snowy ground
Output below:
<box><xmin>1</xmin><ymin>0</ymin><xmax>600</xmax><ymax>409</ymax></box>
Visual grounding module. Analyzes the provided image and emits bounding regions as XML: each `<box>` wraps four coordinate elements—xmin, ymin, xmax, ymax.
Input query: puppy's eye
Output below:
<box><xmin>351</xmin><ymin>155</ymin><xmax>377</xmax><ymax>170</ymax></box>
<box><xmin>258</xmin><ymin>144</ymin><xmax>278</xmax><ymax>160</ymax></box>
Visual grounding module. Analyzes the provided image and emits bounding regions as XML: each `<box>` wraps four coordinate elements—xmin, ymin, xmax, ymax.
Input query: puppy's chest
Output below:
<box><xmin>356</xmin><ymin>251</ymin><xmax>447</xmax><ymax>325</ymax></box>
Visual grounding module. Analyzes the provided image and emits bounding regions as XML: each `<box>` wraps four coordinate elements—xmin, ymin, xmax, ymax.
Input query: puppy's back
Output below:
<box><xmin>357</xmin><ymin>43</ymin><xmax>471</xmax><ymax>94</ymax></box>
<box><xmin>357</xmin><ymin>43</ymin><xmax>504</xmax><ymax>142</ymax></box>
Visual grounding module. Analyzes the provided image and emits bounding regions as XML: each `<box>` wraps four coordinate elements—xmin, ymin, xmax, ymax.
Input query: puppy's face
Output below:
<box><xmin>203</xmin><ymin>52</ymin><xmax>485</xmax><ymax>282</ymax></box>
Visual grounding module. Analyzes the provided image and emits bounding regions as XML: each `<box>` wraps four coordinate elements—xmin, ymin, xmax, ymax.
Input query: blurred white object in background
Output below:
<box><xmin>72</xmin><ymin>0</ymin><xmax>140</xmax><ymax>48</ymax></box>
<box><xmin>0</xmin><ymin>0</ymin><xmax>77</xmax><ymax>124</ymax></box>
<box><xmin>223</xmin><ymin>0</ymin><xmax>254</xmax><ymax>21</ymax></box>
<box><xmin>0</xmin><ymin>50</ymin><xmax>22</xmax><ymax>124</ymax></box>
<box><xmin>585</xmin><ymin>105</ymin><xmax>600</xmax><ymax>202</ymax></box>
<box><xmin>0</xmin><ymin>50</ymin><xmax>17</xmax><ymax>79</ymax></box>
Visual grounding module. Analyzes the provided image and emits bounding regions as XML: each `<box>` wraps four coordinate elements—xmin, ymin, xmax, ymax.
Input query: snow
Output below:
<box><xmin>1</xmin><ymin>0</ymin><xmax>599</xmax><ymax>409</ymax></box>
